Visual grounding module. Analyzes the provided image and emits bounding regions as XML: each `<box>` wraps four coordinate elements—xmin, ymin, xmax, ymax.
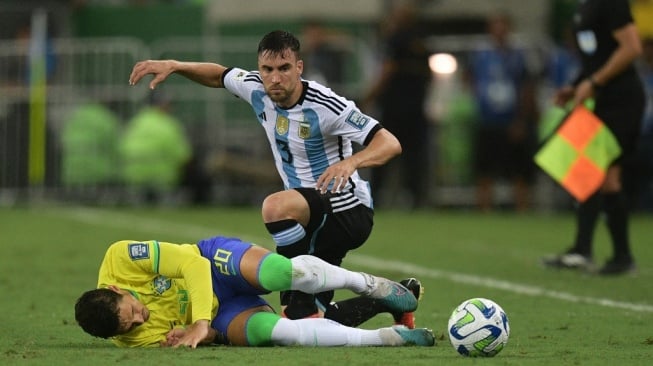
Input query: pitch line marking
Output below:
<box><xmin>53</xmin><ymin>208</ymin><xmax>653</xmax><ymax>313</ymax></box>
<box><xmin>346</xmin><ymin>255</ymin><xmax>653</xmax><ymax>313</ymax></box>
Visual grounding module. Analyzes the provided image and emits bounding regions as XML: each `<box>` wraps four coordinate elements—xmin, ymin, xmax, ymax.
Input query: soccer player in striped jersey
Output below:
<box><xmin>74</xmin><ymin>236</ymin><xmax>434</xmax><ymax>348</ymax></box>
<box><xmin>129</xmin><ymin>30</ymin><xmax>409</xmax><ymax>323</ymax></box>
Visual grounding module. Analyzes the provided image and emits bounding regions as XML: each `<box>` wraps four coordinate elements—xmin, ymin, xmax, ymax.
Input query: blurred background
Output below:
<box><xmin>1</xmin><ymin>0</ymin><xmax>652</xmax><ymax>212</ymax></box>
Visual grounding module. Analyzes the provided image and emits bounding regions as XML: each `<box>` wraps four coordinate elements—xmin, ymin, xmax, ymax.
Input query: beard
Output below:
<box><xmin>266</xmin><ymin>86</ymin><xmax>294</xmax><ymax>106</ymax></box>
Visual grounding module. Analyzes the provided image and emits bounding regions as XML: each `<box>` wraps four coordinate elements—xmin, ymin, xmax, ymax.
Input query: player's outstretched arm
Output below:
<box><xmin>129</xmin><ymin>60</ymin><xmax>228</xmax><ymax>90</ymax></box>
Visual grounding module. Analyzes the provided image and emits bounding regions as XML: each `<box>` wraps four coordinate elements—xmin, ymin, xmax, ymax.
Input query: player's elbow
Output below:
<box><xmin>386</xmin><ymin>134</ymin><xmax>402</xmax><ymax>158</ymax></box>
<box><xmin>368</xmin><ymin>128</ymin><xmax>402</xmax><ymax>166</ymax></box>
<box><xmin>376</xmin><ymin>137</ymin><xmax>402</xmax><ymax>167</ymax></box>
<box><xmin>393</xmin><ymin>138</ymin><xmax>403</xmax><ymax>156</ymax></box>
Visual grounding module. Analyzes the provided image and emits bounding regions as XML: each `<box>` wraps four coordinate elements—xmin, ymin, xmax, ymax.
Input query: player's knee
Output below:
<box><xmin>262</xmin><ymin>190</ymin><xmax>310</xmax><ymax>223</ymax></box>
<box><xmin>262</xmin><ymin>193</ymin><xmax>286</xmax><ymax>222</ymax></box>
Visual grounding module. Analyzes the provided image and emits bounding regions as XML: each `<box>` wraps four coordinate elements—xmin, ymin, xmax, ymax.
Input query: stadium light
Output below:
<box><xmin>429</xmin><ymin>53</ymin><xmax>457</xmax><ymax>75</ymax></box>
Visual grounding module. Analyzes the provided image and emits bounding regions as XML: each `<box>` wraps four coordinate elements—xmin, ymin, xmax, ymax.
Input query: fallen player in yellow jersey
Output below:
<box><xmin>75</xmin><ymin>235</ymin><xmax>434</xmax><ymax>348</ymax></box>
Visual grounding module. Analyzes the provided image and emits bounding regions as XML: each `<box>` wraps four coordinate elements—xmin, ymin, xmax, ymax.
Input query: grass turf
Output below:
<box><xmin>1</xmin><ymin>205</ymin><xmax>651</xmax><ymax>365</ymax></box>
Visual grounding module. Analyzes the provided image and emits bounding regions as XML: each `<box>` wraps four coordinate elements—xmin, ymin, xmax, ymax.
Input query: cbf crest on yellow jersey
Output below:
<box><xmin>97</xmin><ymin>240</ymin><xmax>216</xmax><ymax>347</ymax></box>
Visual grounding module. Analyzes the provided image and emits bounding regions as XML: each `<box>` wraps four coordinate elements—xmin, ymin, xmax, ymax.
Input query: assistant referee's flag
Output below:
<box><xmin>534</xmin><ymin>105</ymin><xmax>621</xmax><ymax>202</ymax></box>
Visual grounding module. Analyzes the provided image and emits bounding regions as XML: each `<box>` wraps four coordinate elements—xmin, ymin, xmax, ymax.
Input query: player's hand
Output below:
<box><xmin>162</xmin><ymin>328</ymin><xmax>186</xmax><ymax>347</ymax></box>
<box><xmin>129</xmin><ymin>60</ymin><xmax>175</xmax><ymax>90</ymax></box>
<box><xmin>315</xmin><ymin>160</ymin><xmax>355</xmax><ymax>194</ymax></box>
<box><xmin>170</xmin><ymin>320</ymin><xmax>210</xmax><ymax>349</ymax></box>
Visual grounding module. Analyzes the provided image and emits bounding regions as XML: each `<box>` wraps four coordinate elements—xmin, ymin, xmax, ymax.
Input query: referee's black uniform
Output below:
<box><xmin>544</xmin><ymin>0</ymin><xmax>645</xmax><ymax>275</ymax></box>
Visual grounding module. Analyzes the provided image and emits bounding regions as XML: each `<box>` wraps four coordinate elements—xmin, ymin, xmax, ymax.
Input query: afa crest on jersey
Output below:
<box><xmin>298</xmin><ymin>122</ymin><xmax>311</xmax><ymax>139</ymax></box>
<box><xmin>276</xmin><ymin>115</ymin><xmax>289</xmax><ymax>135</ymax></box>
<box><xmin>151</xmin><ymin>275</ymin><xmax>172</xmax><ymax>295</ymax></box>
<box><xmin>345</xmin><ymin>110</ymin><xmax>370</xmax><ymax>130</ymax></box>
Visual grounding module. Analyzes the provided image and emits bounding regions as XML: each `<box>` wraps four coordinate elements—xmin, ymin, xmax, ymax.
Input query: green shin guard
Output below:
<box><xmin>258</xmin><ymin>253</ymin><xmax>292</xmax><ymax>291</ymax></box>
<box><xmin>246</xmin><ymin>312</ymin><xmax>281</xmax><ymax>346</ymax></box>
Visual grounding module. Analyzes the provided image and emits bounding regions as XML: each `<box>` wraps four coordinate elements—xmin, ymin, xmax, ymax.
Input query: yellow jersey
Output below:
<box><xmin>97</xmin><ymin>240</ymin><xmax>217</xmax><ymax>347</ymax></box>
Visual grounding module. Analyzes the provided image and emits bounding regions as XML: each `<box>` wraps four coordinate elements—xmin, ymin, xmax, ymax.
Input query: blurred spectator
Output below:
<box><xmin>61</xmin><ymin>103</ymin><xmax>121</xmax><ymax>187</ymax></box>
<box><xmin>119</xmin><ymin>92</ymin><xmax>191</xmax><ymax>204</ymax></box>
<box><xmin>362</xmin><ymin>1</ymin><xmax>432</xmax><ymax>209</ymax></box>
<box><xmin>465</xmin><ymin>11</ymin><xmax>538</xmax><ymax>212</ymax></box>
<box><xmin>546</xmin><ymin>25</ymin><xmax>581</xmax><ymax>91</ymax></box>
<box><xmin>538</xmin><ymin>24</ymin><xmax>581</xmax><ymax>143</ymax></box>
<box><xmin>300</xmin><ymin>19</ymin><xmax>349</xmax><ymax>88</ymax></box>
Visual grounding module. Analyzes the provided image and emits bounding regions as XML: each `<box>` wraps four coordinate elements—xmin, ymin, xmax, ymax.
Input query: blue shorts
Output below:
<box><xmin>196</xmin><ymin>236</ymin><xmax>271</xmax><ymax>340</ymax></box>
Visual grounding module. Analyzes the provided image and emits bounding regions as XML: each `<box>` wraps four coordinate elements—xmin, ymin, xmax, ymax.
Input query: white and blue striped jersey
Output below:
<box><xmin>222</xmin><ymin>67</ymin><xmax>381</xmax><ymax>210</ymax></box>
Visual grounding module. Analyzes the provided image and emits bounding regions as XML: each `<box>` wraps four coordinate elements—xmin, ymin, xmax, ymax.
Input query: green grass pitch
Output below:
<box><xmin>1</xmin><ymin>206</ymin><xmax>651</xmax><ymax>365</ymax></box>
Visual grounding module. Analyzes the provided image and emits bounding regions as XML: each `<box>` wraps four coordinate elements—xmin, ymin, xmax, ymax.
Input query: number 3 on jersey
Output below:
<box><xmin>276</xmin><ymin>139</ymin><xmax>293</xmax><ymax>164</ymax></box>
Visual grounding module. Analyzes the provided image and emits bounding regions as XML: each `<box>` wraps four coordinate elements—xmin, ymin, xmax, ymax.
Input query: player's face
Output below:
<box><xmin>115</xmin><ymin>289</ymin><xmax>150</xmax><ymax>334</ymax></box>
<box><xmin>258</xmin><ymin>49</ymin><xmax>303</xmax><ymax>108</ymax></box>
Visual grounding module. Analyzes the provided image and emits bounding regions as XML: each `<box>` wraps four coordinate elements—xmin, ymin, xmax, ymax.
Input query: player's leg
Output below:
<box><xmin>235</xmin><ymin>309</ymin><xmax>435</xmax><ymax>347</ymax></box>
<box><xmin>235</xmin><ymin>240</ymin><xmax>420</xmax><ymax>324</ymax></box>
<box><xmin>263</xmin><ymin>188</ymin><xmax>375</xmax><ymax>319</ymax></box>
<box><xmin>261</xmin><ymin>190</ymin><xmax>421</xmax><ymax>323</ymax></box>
<box><xmin>261</xmin><ymin>189</ymin><xmax>317</xmax><ymax>318</ymax></box>
<box><xmin>597</xmin><ymin>165</ymin><xmax>637</xmax><ymax>274</ymax></box>
<box><xmin>223</xmin><ymin>305</ymin><xmax>274</xmax><ymax>346</ymax></box>
<box><xmin>198</xmin><ymin>232</ymin><xmax>418</xmax><ymax>324</ymax></box>
<box><xmin>311</xmin><ymin>203</ymin><xmax>424</xmax><ymax>327</ymax></box>
<box><xmin>324</xmin><ymin>278</ymin><xmax>424</xmax><ymax>329</ymax></box>
<box><xmin>249</xmin><ymin>250</ymin><xmax>417</xmax><ymax>314</ymax></box>
<box><xmin>261</xmin><ymin>190</ymin><xmax>311</xmax><ymax>248</ymax></box>
<box><xmin>306</xmin><ymin>196</ymin><xmax>372</xmax><ymax>319</ymax></box>
<box><xmin>541</xmin><ymin>191</ymin><xmax>600</xmax><ymax>270</ymax></box>
<box><xmin>596</xmin><ymin>100</ymin><xmax>643</xmax><ymax>275</ymax></box>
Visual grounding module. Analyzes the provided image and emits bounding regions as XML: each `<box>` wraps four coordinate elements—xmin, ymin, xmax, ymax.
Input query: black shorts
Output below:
<box><xmin>294</xmin><ymin>187</ymin><xmax>374</xmax><ymax>266</ymax></box>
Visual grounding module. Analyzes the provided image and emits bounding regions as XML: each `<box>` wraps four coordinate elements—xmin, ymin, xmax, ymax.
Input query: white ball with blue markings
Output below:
<box><xmin>447</xmin><ymin>298</ymin><xmax>510</xmax><ymax>357</ymax></box>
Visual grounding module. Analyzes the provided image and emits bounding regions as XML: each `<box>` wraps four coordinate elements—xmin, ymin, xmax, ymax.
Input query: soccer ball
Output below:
<box><xmin>447</xmin><ymin>298</ymin><xmax>510</xmax><ymax>357</ymax></box>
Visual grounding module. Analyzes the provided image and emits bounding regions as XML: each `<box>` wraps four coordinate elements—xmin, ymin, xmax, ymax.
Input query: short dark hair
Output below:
<box><xmin>257</xmin><ymin>30</ymin><xmax>301</xmax><ymax>59</ymax></box>
<box><xmin>74</xmin><ymin>288</ymin><xmax>122</xmax><ymax>339</ymax></box>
